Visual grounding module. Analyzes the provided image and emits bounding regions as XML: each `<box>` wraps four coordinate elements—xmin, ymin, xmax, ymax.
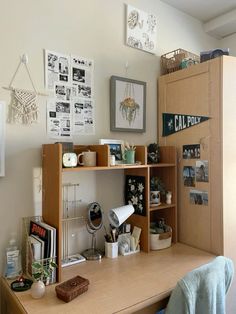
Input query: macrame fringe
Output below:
<box><xmin>8</xmin><ymin>88</ymin><xmax>38</xmax><ymax>124</ymax></box>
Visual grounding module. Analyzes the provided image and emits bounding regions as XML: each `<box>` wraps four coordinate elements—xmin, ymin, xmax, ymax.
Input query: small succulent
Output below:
<box><xmin>147</xmin><ymin>143</ymin><xmax>160</xmax><ymax>164</ymax></box>
<box><xmin>150</xmin><ymin>177</ymin><xmax>166</xmax><ymax>194</ymax></box>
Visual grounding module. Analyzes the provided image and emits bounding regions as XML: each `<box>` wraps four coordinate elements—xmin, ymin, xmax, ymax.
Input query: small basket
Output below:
<box><xmin>161</xmin><ymin>48</ymin><xmax>200</xmax><ymax>75</ymax></box>
<box><xmin>22</xmin><ymin>216</ymin><xmax>57</xmax><ymax>285</ymax></box>
<box><xmin>150</xmin><ymin>229</ymin><xmax>172</xmax><ymax>250</ymax></box>
<box><xmin>55</xmin><ymin>275</ymin><xmax>89</xmax><ymax>302</ymax></box>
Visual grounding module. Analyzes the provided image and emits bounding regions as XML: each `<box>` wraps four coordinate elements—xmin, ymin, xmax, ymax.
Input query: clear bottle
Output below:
<box><xmin>5</xmin><ymin>233</ymin><xmax>22</xmax><ymax>279</ymax></box>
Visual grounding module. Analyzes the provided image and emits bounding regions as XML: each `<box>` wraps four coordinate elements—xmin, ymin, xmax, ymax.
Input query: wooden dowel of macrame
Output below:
<box><xmin>2</xmin><ymin>86</ymin><xmax>48</xmax><ymax>97</ymax></box>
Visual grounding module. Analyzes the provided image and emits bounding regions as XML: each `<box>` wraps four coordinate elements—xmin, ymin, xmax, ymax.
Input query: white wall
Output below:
<box><xmin>221</xmin><ymin>33</ymin><xmax>236</xmax><ymax>56</ymax></box>
<box><xmin>0</xmin><ymin>0</ymin><xmax>219</xmax><ymax>274</ymax></box>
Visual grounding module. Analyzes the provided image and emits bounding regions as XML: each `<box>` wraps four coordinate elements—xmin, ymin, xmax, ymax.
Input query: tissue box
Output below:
<box><xmin>55</xmin><ymin>275</ymin><xmax>89</xmax><ymax>302</ymax></box>
<box><xmin>150</xmin><ymin>230</ymin><xmax>172</xmax><ymax>250</ymax></box>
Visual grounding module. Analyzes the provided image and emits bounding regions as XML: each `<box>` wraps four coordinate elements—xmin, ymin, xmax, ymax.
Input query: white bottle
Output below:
<box><xmin>5</xmin><ymin>233</ymin><xmax>22</xmax><ymax>279</ymax></box>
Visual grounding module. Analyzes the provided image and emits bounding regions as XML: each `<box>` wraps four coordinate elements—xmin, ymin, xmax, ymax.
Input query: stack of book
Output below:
<box><xmin>28</xmin><ymin>219</ymin><xmax>56</xmax><ymax>284</ymax></box>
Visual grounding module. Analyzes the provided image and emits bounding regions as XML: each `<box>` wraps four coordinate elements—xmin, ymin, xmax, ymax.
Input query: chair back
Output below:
<box><xmin>165</xmin><ymin>256</ymin><xmax>234</xmax><ymax>314</ymax></box>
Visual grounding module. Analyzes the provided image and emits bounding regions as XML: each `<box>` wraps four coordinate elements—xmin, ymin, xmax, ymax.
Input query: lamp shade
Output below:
<box><xmin>108</xmin><ymin>205</ymin><xmax>134</xmax><ymax>228</ymax></box>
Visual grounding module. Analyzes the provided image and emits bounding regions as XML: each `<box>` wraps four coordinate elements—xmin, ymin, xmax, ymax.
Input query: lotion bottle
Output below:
<box><xmin>5</xmin><ymin>233</ymin><xmax>22</xmax><ymax>279</ymax></box>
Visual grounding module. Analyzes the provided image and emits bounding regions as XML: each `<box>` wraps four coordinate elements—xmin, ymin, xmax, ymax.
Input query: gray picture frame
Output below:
<box><xmin>110</xmin><ymin>76</ymin><xmax>146</xmax><ymax>133</ymax></box>
<box><xmin>0</xmin><ymin>101</ymin><xmax>5</xmax><ymax>177</ymax></box>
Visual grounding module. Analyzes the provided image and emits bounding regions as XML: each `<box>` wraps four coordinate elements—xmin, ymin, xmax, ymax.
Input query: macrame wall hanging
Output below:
<box><xmin>2</xmin><ymin>54</ymin><xmax>47</xmax><ymax>124</ymax></box>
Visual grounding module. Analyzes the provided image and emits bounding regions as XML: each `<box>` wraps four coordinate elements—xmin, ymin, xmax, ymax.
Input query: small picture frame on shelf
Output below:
<box><xmin>99</xmin><ymin>139</ymin><xmax>124</xmax><ymax>162</ymax></box>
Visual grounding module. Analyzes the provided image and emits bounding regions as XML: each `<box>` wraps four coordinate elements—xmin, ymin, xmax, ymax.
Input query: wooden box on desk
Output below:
<box><xmin>55</xmin><ymin>275</ymin><xmax>89</xmax><ymax>302</ymax></box>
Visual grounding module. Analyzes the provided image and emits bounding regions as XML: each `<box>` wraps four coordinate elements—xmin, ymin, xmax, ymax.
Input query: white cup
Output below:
<box><xmin>110</xmin><ymin>155</ymin><xmax>116</xmax><ymax>166</ymax></box>
<box><xmin>77</xmin><ymin>151</ymin><xmax>96</xmax><ymax>167</ymax></box>
<box><xmin>105</xmin><ymin>241</ymin><xmax>118</xmax><ymax>258</ymax></box>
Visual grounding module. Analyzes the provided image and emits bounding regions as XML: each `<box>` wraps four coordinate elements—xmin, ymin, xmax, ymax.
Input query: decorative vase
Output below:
<box><xmin>30</xmin><ymin>280</ymin><xmax>46</xmax><ymax>299</ymax></box>
<box><xmin>166</xmin><ymin>191</ymin><xmax>172</xmax><ymax>205</ymax></box>
<box><xmin>150</xmin><ymin>191</ymin><xmax>161</xmax><ymax>205</ymax></box>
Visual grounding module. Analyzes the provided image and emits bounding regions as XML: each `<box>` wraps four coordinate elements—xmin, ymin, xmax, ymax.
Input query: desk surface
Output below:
<box><xmin>1</xmin><ymin>243</ymin><xmax>215</xmax><ymax>314</ymax></box>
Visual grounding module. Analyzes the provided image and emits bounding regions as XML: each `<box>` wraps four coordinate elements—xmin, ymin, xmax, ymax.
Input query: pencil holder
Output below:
<box><xmin>105</xmin><ymin>242</ymin><xmax>118</xmax><ymax>258</ymax></box>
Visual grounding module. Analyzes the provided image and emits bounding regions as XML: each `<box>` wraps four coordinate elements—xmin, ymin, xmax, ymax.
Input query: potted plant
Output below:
<box><xmin>147</xmin><ymin>143</ymin><xmax>160</xmax><ymax>164</ymax></box>
<box><xmin>30</xmin><ymin>260</ymin><xmax>57</xmax><ymax>299</ymax></box>
<box><xmin>150</xmin><ymin>177</ymin><xmax>166</xmax><ymax>205</ymax></box>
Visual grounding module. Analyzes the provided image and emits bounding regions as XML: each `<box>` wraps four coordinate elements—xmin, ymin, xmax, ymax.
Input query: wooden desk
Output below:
<box><xmin>1</xmin><ymin>243</ymin><xmax>215</xmax><ymax>314</ymax></box>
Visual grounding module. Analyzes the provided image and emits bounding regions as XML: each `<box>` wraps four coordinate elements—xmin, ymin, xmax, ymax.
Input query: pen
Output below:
<box><xmin>104</xmin><ymin>225</ymin><xmax>113</xmax><ymax>242</ymax></box>
<box><xmin>111</xmin><ymin>227</ymin><xmax>118</xmax><ymax>242</ymax></box>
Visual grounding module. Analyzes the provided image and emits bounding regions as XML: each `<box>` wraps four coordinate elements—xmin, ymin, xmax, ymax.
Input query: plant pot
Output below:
<box><xmin>150</xmin><ymin>191</ymin><xmax>161</xmax><ymax>204</ymax></box>
<box><xmin>31</xmin><ymin>280</ymin><xmax>45</xmax><ymax>299</ymax></box>
<box><xmin>124</xmin><ymin>150</ymin><xmax>135</xmax><ymax>164</ymax></box>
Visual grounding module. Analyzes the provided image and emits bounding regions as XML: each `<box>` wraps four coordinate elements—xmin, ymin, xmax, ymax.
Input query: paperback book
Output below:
<box><xmin>29</xmin><ymin>220</ymin><xmax>57</xmax><ymax>284</ymax></box>
<box><xmin>29</xmin><ymin>220</ymin><xmax>52</xmax><ymax>258</ymax></box>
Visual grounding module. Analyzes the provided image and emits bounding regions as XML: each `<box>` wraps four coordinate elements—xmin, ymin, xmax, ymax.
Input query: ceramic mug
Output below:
<box><xmin>78</xmin><ymin>151</ymin><xmax>96</xmax><ymax>167</ymax></box>
<box><xmin>124</xmin><ymin>150</ymin><xmax>135</xmax><ymax>164</ymax></box>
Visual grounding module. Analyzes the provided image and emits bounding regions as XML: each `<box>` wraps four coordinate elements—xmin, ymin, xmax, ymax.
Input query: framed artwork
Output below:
<box><xmin>126</xmin><ymin>5</ymin><xmax>157</xmax><ymax>54</ymax></box>
<box><xmin>0</xmin><ymin>101</ymin><xmax>5</xmax><ymax>177</ymax></box>
<box><xmin>99</xmin><ymin>139</ymin><xmax>124</xmax><ymax>161</ymax></box>
<box><xmin>125</xmin><ymin>175</ymin><xmax>146</xmax><ymax>216</ymax></box>
<box><xmin>110</xmin><ymin>76</ymin><xmax>146</xmax><ymax>133</ymax></box>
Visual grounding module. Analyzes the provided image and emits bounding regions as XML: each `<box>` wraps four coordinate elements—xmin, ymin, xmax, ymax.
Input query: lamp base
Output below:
<box><xmin>81</xmin><ymin>248</ymin><xmax>103</xmax><ymax>261</ymax></box>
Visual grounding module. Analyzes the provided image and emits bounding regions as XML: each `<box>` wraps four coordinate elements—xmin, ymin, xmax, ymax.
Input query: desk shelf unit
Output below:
<box><xmin>42</xmin><ymin>143</ymin><xmax>177</xmax><ymax>282</ymax></box>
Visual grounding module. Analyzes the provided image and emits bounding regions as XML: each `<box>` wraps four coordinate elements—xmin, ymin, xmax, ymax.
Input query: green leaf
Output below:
<box><xmin>50</xmin><ymin>261</ymin><xmax>57</xmax><ymax>268</ymax></box>
<box><xmin>44</xmin><ymin>269</ymin><xmax>50</xmax><ymax>277</ymax></box>
<box><xmin>33</xmin><ymin>272</ymin><xmax>42</xmax><ymax>280</ymax></box>
<box><xmin>32</xmin><ymin>262</ymin><xmax>43</xmax><ymax>270</ymax></box>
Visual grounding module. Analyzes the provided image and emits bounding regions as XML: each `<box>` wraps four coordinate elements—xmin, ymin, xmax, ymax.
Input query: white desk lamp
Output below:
<box><xmin>108</xmin><ymin>205</ymin><xmax>141</xmax><ymax>255</ymax></box>
<box><xmin>108</xmin><ymin>204</ymin><xmax>134</xmax><ymax>228</ymax></box>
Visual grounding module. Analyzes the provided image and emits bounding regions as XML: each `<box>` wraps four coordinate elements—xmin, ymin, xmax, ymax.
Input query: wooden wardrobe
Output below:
<box><xmin>158</xmin><ymin>56</ymin><xmax>236</xmax><ymax>313</ymax></box>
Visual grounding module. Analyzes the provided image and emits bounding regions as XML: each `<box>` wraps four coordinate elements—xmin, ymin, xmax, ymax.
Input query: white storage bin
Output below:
<box><xmin>150</xmin><ymin>229</ymin><xmax>172</xmax><ymax>250</ymax></box>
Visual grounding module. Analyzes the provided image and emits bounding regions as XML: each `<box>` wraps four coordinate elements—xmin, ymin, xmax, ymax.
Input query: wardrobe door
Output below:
<box><xmin>158</xmin><ymin>59</ymin><xmax>222</xmax><ymax>254</ymax></box>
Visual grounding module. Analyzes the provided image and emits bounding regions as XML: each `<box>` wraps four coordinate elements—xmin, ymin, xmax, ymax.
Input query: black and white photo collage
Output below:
<box><xmin>182</xmin><ymin>144</ymin><xmax>209</xmax><ymax>206</ymax></box>
<box><xmin>45</xmin><ymin>50</ymin><xmax>94</xmax><ymax>138</ymax></box>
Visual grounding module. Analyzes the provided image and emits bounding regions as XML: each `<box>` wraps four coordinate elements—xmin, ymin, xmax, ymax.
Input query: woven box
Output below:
<box><xmin>161</xmin><ymin>48</ymin><xmax>200</xmax><ymax>75</ymax></box>
<box><xmin>55</xmin><ymin>275</ymin><xmax>89</xmax><ymax>302</ymax></box>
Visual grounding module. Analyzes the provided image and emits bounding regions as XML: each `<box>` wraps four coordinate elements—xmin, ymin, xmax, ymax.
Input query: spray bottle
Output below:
<box><xmin>5</xmin><ymin>233</ymin><xmax>22</xmax><ymax>279</ymax></box>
